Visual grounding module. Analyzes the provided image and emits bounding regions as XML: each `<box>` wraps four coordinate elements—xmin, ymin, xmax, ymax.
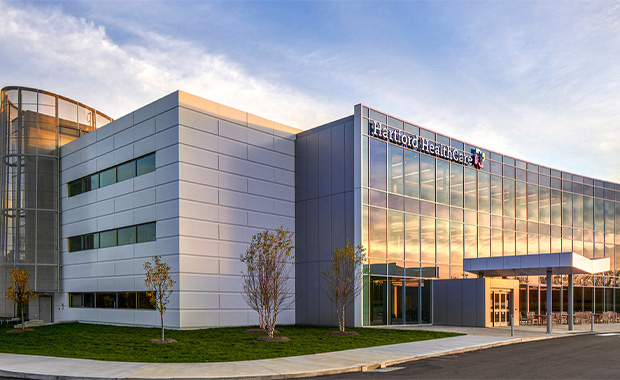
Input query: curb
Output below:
<box><xmin>0</xmin><ymin>332</ymin><xmax>597</xmax><ymax>380</ymax></box>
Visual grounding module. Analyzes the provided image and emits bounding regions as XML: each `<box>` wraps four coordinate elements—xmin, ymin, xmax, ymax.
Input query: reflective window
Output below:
<box><xmin>539</xmin><ymin>187</ymin><xmax>551</xmax><ymax>224</ymax></box>
<box><xmin>362</xmin><ymin>136</ymin><xmax>369</xmax><ymax>187</ymax></box>
<box><xmin>420</xmin><ymin>217</ymin><xmax>435</xmax><ymax>263</ymax></box>
<box><xmin>464</xmin><ymin>168</ymin><xmax>477</xmax><ymax>210</ymax></box>
<box><xmin>527</xmin><ymin>184</ymin><xmax>539</xmax><ymax>222</ymax></box>
<box><xmin>436</xmin><ymin>219</ymin><xmax>449</xmax><ymax>264</ymax></box>
<box><xmin>491</xmin><ymin>228</ymin><xmax>503</xmax><ymax>257</ymax></box>
<box><xmin>478</xmin><ymin>172</ymin><xmax>490</xmax><ymax>213</ymax></box>
<box><xmin>583</xmin><ymin>197</ymin><xmax>594</xmax><ymax>230</ymax></box>
<box><xmin>369</xmin><ymin>207</ymin><xmax>387</xmax><ymax>258</ymax></box>
<box><xmin>464</xmin><ymin>224</ymin><xmax>477</xmax><ymax>258</ymax></box>
<box><xmin>516</xmin><ymin>181</ymin><xmax>527</xmax><ymax>220</ymax></box>
<box><xmin>420</xmin><ymin>155</ymin><xmax>435</xmax><ymax>201</ymax></box>
<box><xmin>478</xmin><ymin>226</ymin><xmax>491</xmax><ymax>257</ymax></box>
<box><xmin>436</xmin><ymin>160</ymin><xmax>449</xmax><ymax>205</ymax></box>
<box><xmin>404</xmin><ymin>150</ymin><xmax>419</xmax><ymax>198</ymax></box>
<box><xmin>503</xmin><ymin>178</ymin><xmax>515</xmax><ymax>218</ymax></box>
<box><xmin>604</xmin><ymin>201</ymin><xmax>615</xmax><ymax>233</ymax></box>
<box><xmin>573</xmin><ymin>195</ymin><xmax>583</xmax><ymax>228</ymax></box>
<box><xmin>117</xmin><ymin>161</ymin><xmax>136</xmax><ymax>182</ymax></box>
<box><xmin>388</xmin><ymin>145</ymin><xmax>403</xmax><ymax>194</ymax></box>
<box><xmin>450</xmin><ymin>164</ymin><xmax>463</xmax><ymax>208</ymax></box>
<box><xmin>388</xmin><ymin>211</ymin><xmax>404</xmax><ymax>261</ymax></box>
<box><xmin>504</xmin><ymin>230</ymin><xmax>515</xmax><ymax>256</ymax></box>
<box><xmin>450</xmin><ymin>222</ymin><xmax>463</xmax><ymax>265</ymax></box>
<box><xmin>117</xmin><ymin>226</ymin><xmax>137</xmax><ymax>246</ymax></box>
<box><xmin>405</xmin><ymin>214</ymin><xmax>420</xmax><ymax>263</ymax></box>
<box><xmin>595</xmin><ymin>198</ymin><xmax>604</xmax><ymax>232</ymax></box>
<box><xmin>551</xmin><ymin>189</ymin><xmax>562</xmax><ymax>226</ymax></box>
<box><xmin>369</xmin><ymin>139</ymin><xmax>387</xmax><ymax>191</ymax></box>
<box><xmin>491</xmin><ymin>175</ymin><xmax>502</xmax><ymax>215</ymax></box>
<box><xmin>99</xmin><ymin>230</ymin><xmax>117</xmax><ymax>248</ymax></box>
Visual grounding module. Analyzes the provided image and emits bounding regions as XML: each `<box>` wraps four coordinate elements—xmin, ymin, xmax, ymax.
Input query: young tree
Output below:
<box><xmin>321</xmin><ymin>241</ymin><xmax>367</xmax><ymax>333</ymax></box>
<box><xmin>241</xmin><ymin>227</ymin><xmax>294</xmax><ymax>338</ymax></box>
<box><xmin>5</xmin><ymin>268</ymin><xmax>37</xmax><ymax>331</ymax></box>
<box><xmin>144</xmin><ymin>256</ymin><xmax>175</xmax><ymax>342</ymax></box>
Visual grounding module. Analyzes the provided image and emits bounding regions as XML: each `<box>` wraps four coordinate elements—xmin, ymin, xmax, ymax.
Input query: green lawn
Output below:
<box><xmin>0</xmin><ymin>322</ymin><xmax>461</xmax><ymax>362</ymax></box>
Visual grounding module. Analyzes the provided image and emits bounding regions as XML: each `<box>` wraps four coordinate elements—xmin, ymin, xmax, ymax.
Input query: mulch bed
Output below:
<box><xmin>244</xmin><ymin>328</ymin><xmax>280</xmax><ymax>334</ymax></box>
<box><xmin>255</xmin><ymin>336</ymin><xmax>290</xmax><ymax>342</ymax></box>
<box><xmin>148</xmin><ymin>338</ymin><xmax>178</xmax><ymax>344</ymax></box>
<box><xmin>327</xmin><ymin>331</ymin><xmax>360</xmax><ymax>336</ymax></box>
<box><xmin>7</xmin><ymin>328</ymin><xmax>35</xmax><ymax>333</ymax></box>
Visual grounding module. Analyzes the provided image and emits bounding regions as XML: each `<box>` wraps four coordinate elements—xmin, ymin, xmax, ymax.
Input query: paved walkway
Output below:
<box><xmin>2</xmin><ymin>323</ymin><xmax>620</xmax><ymax>379</ymax></box>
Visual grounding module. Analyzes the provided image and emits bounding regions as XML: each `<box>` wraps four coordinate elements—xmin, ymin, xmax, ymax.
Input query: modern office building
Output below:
<box><xmin>1</xmin><ymin>86</ymin><xmax>619</xmax><ymax>329</ymax></box>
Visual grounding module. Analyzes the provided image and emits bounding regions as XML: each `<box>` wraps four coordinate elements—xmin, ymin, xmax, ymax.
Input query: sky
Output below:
<box><xmin>1</xmin><ymin>0</ymin><xmax>619</xmax><ymax>183</ymax></box>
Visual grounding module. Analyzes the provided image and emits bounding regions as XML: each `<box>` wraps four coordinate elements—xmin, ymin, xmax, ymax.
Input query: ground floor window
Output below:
<box><xmin>69</xmin><ymin>291</ymin><xmax>154</xmax><ymax>309</ymax></box>
<box><xmin>364</xmin><ymin>275</ymin><xmax>432</xmax><ymax>326</ymax></box>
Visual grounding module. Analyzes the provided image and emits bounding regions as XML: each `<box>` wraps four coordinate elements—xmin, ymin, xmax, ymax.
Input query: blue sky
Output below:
<box><xmin>1</xmin><ymin>0</ymin><xmax>619</xmax><ymax>183</ymax></box>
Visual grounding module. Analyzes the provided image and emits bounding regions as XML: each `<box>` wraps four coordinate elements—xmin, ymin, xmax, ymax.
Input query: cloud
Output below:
<box><xmin>0</xmin><ymin>1</ymin><xmax>344</xmax><ymax>130</ymax></box>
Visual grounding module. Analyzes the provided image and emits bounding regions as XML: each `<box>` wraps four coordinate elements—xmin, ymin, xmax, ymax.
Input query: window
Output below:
<box><xmin>69</xmin><ymin>292</ymin><xmax>154</xmax><ymax>309</ymax></box>
<box><xmin>99</xmin><ymin>167</ymin><xmax>116</xmax><ymax>187</ymax></box>
<box><xmin>116</xmin><ymin>161</ymin><xmax>136</xmax><ymax>182</ymax></box>
<box><xmin>68</xmin><ymin>222</ymin><xmax>156</xmax><ymax>252</ymax></box>
<box><xmin>117</xmin><ymin>226</ymin><xmax>136</xmax><ymax>246</ymax></box>
<box><xmin>67</xmin><ymin>153</ymin><xmax>155</xmax><ymax>197</ymax></box>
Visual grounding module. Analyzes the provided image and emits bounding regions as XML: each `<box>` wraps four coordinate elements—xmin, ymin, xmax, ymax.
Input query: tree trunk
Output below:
<box><xmin>340</xmin><ymin>303</ymin><xmax>346</xmax><ymax>332</ymax></box>
<box><xmin>160</xmin><ymin>312</ymin><xmax>164</xmax><ymax>341</ymax></box>
<box><xmin>20</xmin><ymin>307</ymin><xmax>24</xmax><ymax>331</ymax></box>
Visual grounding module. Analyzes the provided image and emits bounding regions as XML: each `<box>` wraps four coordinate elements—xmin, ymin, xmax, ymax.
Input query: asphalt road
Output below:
<box><xmin>319</xmin><ymin>333</ymin><xmax>620</xmax><ymax>379</ymax></box>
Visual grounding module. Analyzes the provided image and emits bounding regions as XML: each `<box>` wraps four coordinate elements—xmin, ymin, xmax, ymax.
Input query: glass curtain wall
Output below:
<box><xmin>0</xmin><ymin>87</ymin><xmax>111</xmax><ymax>317</ymax></box>
<box><xmin>362</xmin><ymin>106</ymin><xmax>620</xmax><ymax>325</ymax></box>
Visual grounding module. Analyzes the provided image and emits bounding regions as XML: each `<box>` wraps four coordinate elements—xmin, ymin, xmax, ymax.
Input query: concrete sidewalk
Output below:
<box><xmin>1</xmin><ymin>324</ymin><xmax>619</xmax><ymax>380</ymax></box>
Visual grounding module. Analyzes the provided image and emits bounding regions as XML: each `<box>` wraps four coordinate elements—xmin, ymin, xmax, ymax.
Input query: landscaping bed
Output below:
<box><xmin>0</xmin><ymin>322</ymin><xmax>461</xmax><ymax>363</ymax></box>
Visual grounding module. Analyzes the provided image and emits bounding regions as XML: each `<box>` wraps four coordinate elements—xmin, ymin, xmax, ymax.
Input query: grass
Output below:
<box><xmin>0</xmin><ymin>322</ymin><xmax>461</xmax><ymax>363</ymax></box>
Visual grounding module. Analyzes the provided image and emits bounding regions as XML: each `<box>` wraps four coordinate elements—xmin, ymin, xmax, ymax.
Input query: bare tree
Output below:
<box><xmin>321</xmin><ymin>241</ymin><xmax>366</xmax><ymax>333</ymax></box>
<box><xmin>241</xmin><ymin>227</ymin><xmax>294</xmax><ymax>338</ymax></box>
<box><xmin>144</xmin><ymin>256</ymin><xmax>175</xmax><ymax>342</ymax></box>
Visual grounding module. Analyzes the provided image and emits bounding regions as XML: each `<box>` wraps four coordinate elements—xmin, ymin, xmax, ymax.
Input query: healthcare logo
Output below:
<box><xmin>472</xmin><ymin>148</ymin><xmax>485</xmax><ymax>169</ymax></box>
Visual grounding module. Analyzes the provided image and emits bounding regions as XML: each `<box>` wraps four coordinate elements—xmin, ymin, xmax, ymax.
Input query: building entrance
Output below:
<box><xmin>491</xmin><ymin>291</ymin><xmax>510</xmax><ymax>326</ymax></box>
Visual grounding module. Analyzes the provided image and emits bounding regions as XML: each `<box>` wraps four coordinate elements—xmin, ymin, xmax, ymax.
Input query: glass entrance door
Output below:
<box><xmin>491</xmin><ymin>291</ymin><xmax>510</xmax><ymax>326</ymax></box>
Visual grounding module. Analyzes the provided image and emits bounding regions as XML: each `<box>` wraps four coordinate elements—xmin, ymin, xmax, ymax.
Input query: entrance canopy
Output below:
<box><xmin>463</xmin><ymin>252</ymin><xmax>610</xmax><ymax>277</ymax></box>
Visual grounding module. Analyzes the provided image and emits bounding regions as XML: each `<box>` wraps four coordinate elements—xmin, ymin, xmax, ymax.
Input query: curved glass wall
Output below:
<box><xmin>0</xmin><ymin>86</ymin><xmax>112</xmax><ymax>316</ymax></box>
<box><xmin>361</xmin><ymin>105</ymin><xmax>620</xmax><ymax>325</ymax></box>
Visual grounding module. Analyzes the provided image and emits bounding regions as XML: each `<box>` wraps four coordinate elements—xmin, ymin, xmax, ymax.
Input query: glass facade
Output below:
<box><xmin>361</xmin><ymin>105</ymin><xmax>620</xmax><ymax>325</ymax></box>
<box><xmin>0</xmin><ymin>87</ymin><xmax>112</xmax><ymax>316</ymax></box>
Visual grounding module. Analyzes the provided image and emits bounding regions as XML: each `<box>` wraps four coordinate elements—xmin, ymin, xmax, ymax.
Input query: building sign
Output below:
<box><xmin>369</xmin><ymin>120</ymin><xmax>485</xmax><ymax>169</ymax></box>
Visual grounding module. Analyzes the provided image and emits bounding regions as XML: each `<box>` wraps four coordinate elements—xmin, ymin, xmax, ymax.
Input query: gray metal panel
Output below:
<box><xmin>318</xmin><ymin>196</ymin><xmax>332</xmax><ymax>261</ymax></box>
<box><xmin>318</xmin><ymin>128</ymin><xmax>332</xmax><ymax>197</ymax></box>
<box><xmin>343</xmin><ymin>120</ymin><xmax>355</xmax><ymax>192</ymax></box>
<box><xmin>432</xmin><ymin>281</ymin><xmax>447</xmax><ymax>325</ymax></box>
<box><xmin>306</xmin><ymin>198</ymin><xmax>319</xmax><ymax>261</ymax></box>
<box><xmin>306</xmin><ymin>132</ymin><xmax>319</xmax><ymax>200</ymax></box>
<box><xmin>461</xmin><ymin>280</ymin><xmax>479</xmax><ymax>326</ymax></box>
<box><xmin>318</xmin><ymin>260</ymin><xmax>335</xmax><ymax>325</ymax></box>
<box><xmin>476</xmin><ymin>279</ymin><xmax>486</xmax><ymax>326</ymax></box>
<box><xmin>331</xmin><ymin>123</ymin><xmax>345</xmax><ymax>194</ymax></box>
<box><xmin>345</xmin><ymin>191</ymin><xmax>355</xmax><ymax>242</ymax></box>
<box><xmin>446</xmin><ymin>280</ymin><xmax>462</xmax><ymax>326</ymax></box>
<box><xmin>295</xmin><ymin>135</ymin><xmax>307</xmax><ymax>202</ymax></box>
<box><xmin>306</xmin><ymin>261</ymin><xmax>320</xmax><ymax>323</ymax></box>
<box><xmin>295</xmin><ymin>262</ymin><xmax>308</xmax><ymax>324</ymax></box>
<box><xmin>295</xmin><ymin>201</ymin><xmax>307</xmax><ymax>263</ymax></box>
<box><xmin>330</xmin><ymin>193</ymin><xmax>346</xmax><ymax>251</ymax></box>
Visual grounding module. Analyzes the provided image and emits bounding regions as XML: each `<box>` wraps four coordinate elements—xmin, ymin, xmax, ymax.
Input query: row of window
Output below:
<box><xmin>68</xmin><ymin>222</ymin><xmax>156</xmax><ymax>252</ymax></box>
<box><xmin>68</xmin><ymin>153</ymin><xmax>155</xmax><ymax>197</ymax></box>
<box><xmin>69</xmin><ymin>292</ymin><xmax>154</xmax><ymax>309</ymax></box>
<box><xmin>363</xmin><ymin>138</ymin><xmax>620</xmax><ymax>233</ymax></box>
<box><xmin>362</xmin><ymin>206</ymin><xmax>620</xmax><ymax>275</ymax></box>
<box><xmin>362</xmin><ymin>109</ymin><xmax>619</xmax><ymax>192</ymax></box>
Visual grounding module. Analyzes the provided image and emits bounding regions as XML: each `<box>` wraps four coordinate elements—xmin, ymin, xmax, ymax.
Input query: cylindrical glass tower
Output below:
<box><xmin>0</xmin><ymin>87</ymin><xmax>112</xmax><ymax>317</ymax></box>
